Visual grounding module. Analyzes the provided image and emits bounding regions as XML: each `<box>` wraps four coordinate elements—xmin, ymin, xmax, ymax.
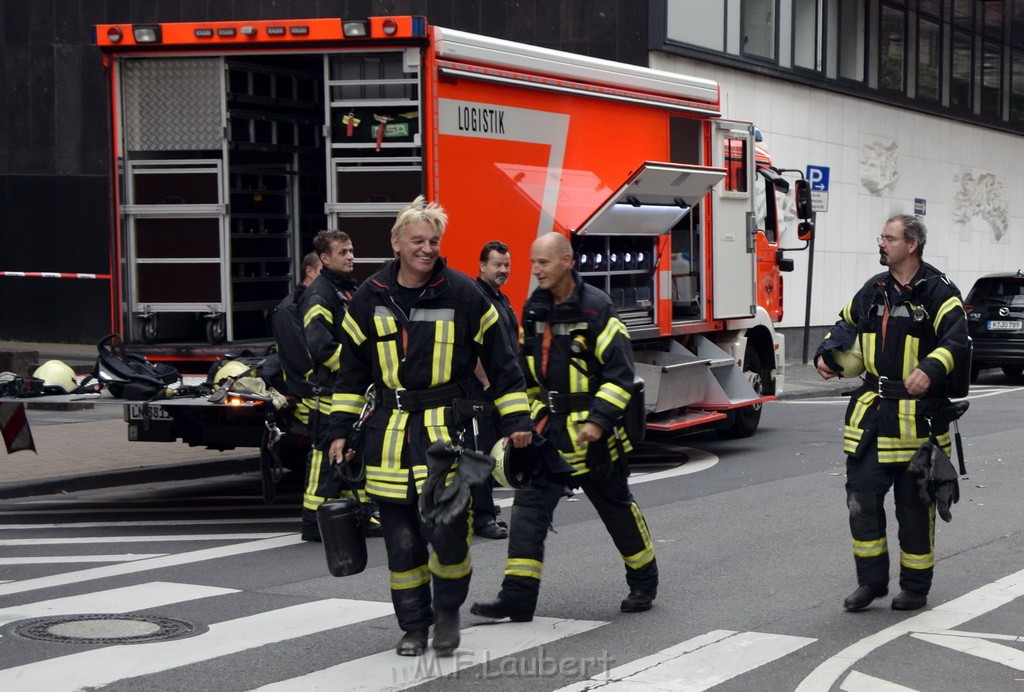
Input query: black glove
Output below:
<box><xmin>584</xmin><ymin>436</ymin><xmax>614</xmax><ymax>477</ymax></box>
<box><xmin>418</xmin><ymin>441</ymin><xmax>461</xmax><ymax>528</ymax></box>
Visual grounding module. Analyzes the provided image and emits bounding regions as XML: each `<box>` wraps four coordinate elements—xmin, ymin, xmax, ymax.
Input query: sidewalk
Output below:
<box><xmin>0</xmin><ymin>341</ymin><xmax>847</xmax><ymax>500</ymax></box>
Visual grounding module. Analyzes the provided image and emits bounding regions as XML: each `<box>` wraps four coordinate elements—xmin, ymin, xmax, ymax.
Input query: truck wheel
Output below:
<box><xmin>1002</xmin><ymin>365</ymin><xmax>1023</xmax><ymax>378</ymax></box>
<box><xmin>206</xmin><ymin>316</ymin><xmax>226</xmax><ymax>345</ymax></box>
<box><xmin>717</xmin><ymin>347</ymin><xmax>764</xmax><ymax>439</ymax></box>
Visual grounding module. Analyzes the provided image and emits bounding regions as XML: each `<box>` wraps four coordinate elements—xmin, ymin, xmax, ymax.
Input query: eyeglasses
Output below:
<box><xmin>877</xmin><ymin>235</ymin><xmax>905</xmax><ymax>244</ymax></box>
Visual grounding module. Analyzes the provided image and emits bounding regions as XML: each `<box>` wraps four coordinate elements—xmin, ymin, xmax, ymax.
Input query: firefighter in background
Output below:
<box><xmin>299</xmin><ymin>230</ymin><xmax>381</xmax><ymax>542</ymax></box>
<box><xmin>472</xmin><ymin>232</ymin><xmax>659</xmax><ymax>623</ymax></box>
<box><xmin>469</xmin><ymin>240</ymin><xmax>519</xmax><ymax>540</ymax></box>
<box><xmin>271</xmin><ymin>250</ymin><xmax>321</xmax><ymax>437</ymax></box>
<box><xmin>325</xmin><ymin>197</ymin><xmax>533</xmax><ymax>657</ymax></box>
<box><xmin>815</xmin><ymin>214</ymin><xmax>968</xmax><ymax>612</ymax></box>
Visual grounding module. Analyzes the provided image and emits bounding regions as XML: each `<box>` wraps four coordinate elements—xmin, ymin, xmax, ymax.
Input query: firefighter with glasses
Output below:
<box><xmin>472</xmin><ymin>232</ymin><xmax>659</xmax><ymax>623</ymax></box>
<box><xmin>815</xmin><ymin>214</ymin><xmax>969</xmax><ymax>612</ymax></box>
<box><xmin>326</xmin><ymin>197</ymin><xmax>533</xmax><ymax>657</ymax></box>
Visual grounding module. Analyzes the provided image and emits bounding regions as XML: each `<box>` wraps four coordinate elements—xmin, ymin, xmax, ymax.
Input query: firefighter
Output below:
<box><xmin>326</xmin><ymin>196</ymin><xmax>533</xmax><ymax>657</ymax></box>
<box><xmin>299</xmin><ymin>230</ymin><xmax>381</xmax><ymax>542</ymax></box>
<box><xmin>815</xmin><ymin>214</ymin><xmax>969</xmax><ymax>612</ymax></box>
<box><xmin>271</xmin><ymin>250</ymin><xmax>321</xmax><ymax>437</ymax></box>
<box><xmin>469</xmin><ymin>240</ymin><xmax>520</xmax><ymax>540</ymax></box>
<box><xmin>471</xmin><ymin>232</ymin><xmax>659</xmax><ymax>623</ymax></box>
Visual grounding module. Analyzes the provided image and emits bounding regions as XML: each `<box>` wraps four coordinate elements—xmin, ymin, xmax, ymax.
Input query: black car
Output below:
<box><xmin>964</xmin><ymin>270</ymin><xmax>1024</xmax><ymax>380</ymax></box>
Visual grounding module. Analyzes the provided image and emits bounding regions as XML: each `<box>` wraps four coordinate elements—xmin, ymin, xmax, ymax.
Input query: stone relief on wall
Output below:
<box><xmin>952</xmin><ymin>171</ymin><xmax>1008</xmax><ymax>241</ymax></box>
<box><xmin>859</xmin><ymin>138</ymin><xmax>900</xmax><ymax>196</ymax></box>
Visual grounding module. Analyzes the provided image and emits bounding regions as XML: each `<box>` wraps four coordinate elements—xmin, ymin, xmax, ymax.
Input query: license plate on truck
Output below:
<box><xmin>127</xmin><ymin>403</ymin><xmax>173</xmax><ymax>421</ymax></box>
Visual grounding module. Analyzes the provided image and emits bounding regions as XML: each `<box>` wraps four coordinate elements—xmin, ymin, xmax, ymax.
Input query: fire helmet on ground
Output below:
<box><xmin>490</xmin><ymin>438</ymin><xmax>538</xmax><ymax>489</ymax></box>
<box><xmin>32</xmin><ymin>360</ymin><xmax>78</xmax><ymax>394</ymax></box>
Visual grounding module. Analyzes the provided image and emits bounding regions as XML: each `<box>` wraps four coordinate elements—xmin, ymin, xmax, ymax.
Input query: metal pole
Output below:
<box><xmin>801</xmin><ymin>216</ymin><xmax>816</xmax><ymax>365</ymax></box>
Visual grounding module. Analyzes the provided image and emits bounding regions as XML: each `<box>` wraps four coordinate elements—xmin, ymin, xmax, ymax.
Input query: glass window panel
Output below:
<box><xmin>983</xmin><ymin>2</ymin><xmax>1003</xmax><ymax>38</ymax></box>
<box><xmin>880</xmin><ymin>6</ymin><xmax>907</xmax><ymax>92</ymax></box>
<box><xmin>1011</xmin><ymin>49</ymin><xmax>1024</xmax><ymax>120</ymax></box>
<box><xmin>839</xmin><ymin>0</ymin><xmax>866</xmax><ymax>81</ymax></box>
<box><xmin>951</xmin><ymin>30</ymin><xmax>973</xmax><ymax>109</ymax></box>
<box><xmin>743</xmin><ymin>0</ymin><xmax>777</xmax><ymax>60</ymax></box>
<box><xmin>794</xmin><ymin>0</ymin><xmax>821</xmax><ymax>70</ymax></box>
<box><xmin>1013</xmin><ymin>1</ymin><xmax>1024</xmax><ymax>47</ymax></box>
<box><xmin>953</xmin><ymin>0</ymin><xmax>973</xmax><ymax>28</ymax></box>
<box><xmin>666</xmin><ymin>0</ymin><xmax>725</xmax><ymax>52</ymax></box>
<box><xmin>918</xmin><ymin>18</ymin><xmax>941</xmax><ymax>100</ymax></box>
<box><xmin>981</xmin><ymin>41</ymin><xmax>1003</xmax><ymax>117</ymax></box>
<box><xmin>919</xmin><ymin>0</ymin><xmax>942</xmax><ymax>17</ymax></box>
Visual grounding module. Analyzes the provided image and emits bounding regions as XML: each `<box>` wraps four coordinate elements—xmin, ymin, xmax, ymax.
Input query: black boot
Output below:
<box><xmin>432</xmin><ymin>609</ymin><xmax>461</xmax><ymax>656</ymax></box>
<box><xmin>621</xmin><ymin>588</ymin><xmax>657</xmax><ymax>613</ymax></box>
<box><xmin>396</xmin><ymin>628</ymin><xmax>429</xmax><ymax>656</ymax></box>
<box><xmin>301</xmin><ymin>508</ymin><xmax>321</xmax><ymax>542</ymax></box>
<box><xmin>361</xmin><ymin>500</ymin><xmax>383</xmax><ymax>538</ymax></box>
<box><xmin>470</xmin><ymin>594</ymin><xmax>534</xmax><ymax>622</ymax></box>
<box><xmin>891</xmin><ymin>590</ymin><xmax>927</xmax><ymax>610</ymax></box>
<box><xmin>843</xmin><ymin>584</ymin><xmax>889</xmax><ymax>612</ymax></box>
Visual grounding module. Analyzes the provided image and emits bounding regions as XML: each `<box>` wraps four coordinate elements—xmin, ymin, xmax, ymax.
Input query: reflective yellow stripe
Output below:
<box><xmin>432</xmin><ymin>321</ymin><xmax>454</xmax><ymax>386</ymax></box>
<box><xmin>622</xmin><ymin>503</ymin><xmax>655</xmax><ymax>570</ymax></box>
<box><xmin>505</xmin><ymin>558</ymin><xmax>543</xmax><ymax>580</ymax></box>
<box><xmin>391</xmin><ymin>565</ymin><xmax>430</xmax><ymax>590</ymax></box>
<box><xmin>903</xmin><ymin>335</ymin><xmax>919</xmax><ymax>379</ymax></box>
<box><xmin>381</xmin><ymin>409</ymin><xmax>409</xmax><ymax>469</ymax></box>
<box><xmin>329</xmin><ymin>392</ymin><xmax>365</xmax><ymax>416</ymax></box>
<box><xmin>341</xmin><ymin>312</ymin><xmax>366</xmax><ymax>345</ymax></box>
<box><xmin>841</xmin><ymin>301</ymin><xmax>856</xmax><ymax>325</ymax></box>
<box><xmin>929</xmin><ymin>346</ymin><xmax>955</xmax><ymax>374</ymax></box>
<box><xmin>933</xmin><ymin>296</ymin><xmax>963</xmax><ymax>332</ymax></box>
<box><xmin>423</xmin><ymin>406</ymin><xmax>452</xmax><ymax>444</ymax></box>
<box><xmin>852</xmin><ymin>537</ymin><xmax>888</xmax><ymax>558</ymax></box>
<box><xmin>429</xmin><ymin>551</ymin><xmax>472</xmax><ymax>580</ymax></box>
<box><xmin>595</xmin><ymin>317</ymin><xmax>627</xmax><ymax>363</ymax></box>
<box><xmin>303</xmin><ymin>304</ymin><xmax>333</xmax><ymax>328</ymax></box>
<box><xmin>595</xmin><ymin>382</ymin><xmax>630</xmax><ymax>410</ymax></box>
<box><xmin>475</xmin><ymin>304</ymin><xmax>499</xmax><ymax>345</ymax></box>
<box><xmin>900</xmin><ymin>550</ymin><xmax>935</xmax><ymax>570</ymax></box>
<box><xmin>324</xmin><ymin>344</ymin><xmax>342</xmax><ymax>371</ymax></box>
<box><xmin>494</xmin><ymin>390</ymin><xmax>530</xmax><ymax>417</ymax></box>
<box><xmin>863</xmin><ymin>333</ymin><xmax>877</xmax><ymax>375</ymax></box>
<box><xmin>898</xmin><ymin>397</ymin><xmax>916</xmax><ymax>440</ymax></box>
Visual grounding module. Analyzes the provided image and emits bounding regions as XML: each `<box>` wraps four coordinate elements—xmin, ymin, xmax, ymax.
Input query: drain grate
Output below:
<box><xmin>15</xmin><ymin>614</ymin><xmax>196</xmax><ymax>645</ymax></box>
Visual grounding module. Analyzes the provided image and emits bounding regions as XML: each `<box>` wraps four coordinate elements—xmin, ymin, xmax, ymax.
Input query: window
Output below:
<box><xmin>1013</xmin><ymin>0</ymin><xmax>1024</xmax><ymax>46</ymax></box>
<box><xmin>743</xmin><ymin>0</ymin><xmax>778</xmax><ymax>60</ymax></box>
<box><xmin>983</xmin><ymin>1</ymin><xmax>1003</xmax><ymax>38</ymax></box>
<box><xmin>951</xmin><ymin>30</ymin><xmax>973</xmax><ymax>109</ymax></box>
<box><xmin>918</xmin><ymin>17</ymin><xmax>942</xmax><ymax>100</ymax></box>
<box><xmin>793</xmin><ymin>0</ymin><xmax>823</xmax><ymax>70</ymax></box>
<box><xmin>982</xmin><ymin>40</ymin><xmax>1003</xmax><ymax>117</ymax></box>
<box><xmin>880</xmin><ymin>5</ymin><xmax>907</xmax><ymax>92</ymax></box>
<box><xmin>724</xmin><ymin>138</ymin><xmax>748</xmax><ymax>193</ymax></box>
<box><xmin>838</xmin><ymin>0</ymin><xmax>866</xmax><ymax>81</ymax></box>
<box><xmin>666</xmin><ymin>0</ymin><xmax>725</xmax><ymax>52</ymax></box>
<box><xmin>953</xmin><ymin>0</ymin><xmax>973</xmax><ymax>28</ymax></box>
<box><xmin>1012</xmin><ymin>49</ymin><xmax>1024</xmax><ymax>120</ymax></box>
<box><xmin>919</xmin><ymin>0</ymin><xmax>942</xmax><ymax>17</ymax></box>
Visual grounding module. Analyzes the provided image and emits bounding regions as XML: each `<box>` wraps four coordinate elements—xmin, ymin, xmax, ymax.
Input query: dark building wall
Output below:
<box><xmin>0</xmin><ymin>0</ymin><xmax>647</xmax><ymax>344</ymax></box>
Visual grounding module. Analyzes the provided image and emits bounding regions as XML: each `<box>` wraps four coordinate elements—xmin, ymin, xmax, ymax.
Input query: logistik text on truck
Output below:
<box><xmin>94</xmin><ymin>15</ymin><xmax>813</xmax><ymax>446</ymax></box>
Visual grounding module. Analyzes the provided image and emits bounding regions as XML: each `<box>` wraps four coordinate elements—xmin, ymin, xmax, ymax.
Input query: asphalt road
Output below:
<box><xmin>1</xmin><ymin>377</ymin><xmax>1023</xmax><ymax>691</ymax></box>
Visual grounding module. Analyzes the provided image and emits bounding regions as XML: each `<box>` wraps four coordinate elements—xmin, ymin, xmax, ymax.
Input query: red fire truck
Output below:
<box><xmin>93</xmin><ymin>15</ymin><xmax>811</xmax><ymax>448</ymax></box>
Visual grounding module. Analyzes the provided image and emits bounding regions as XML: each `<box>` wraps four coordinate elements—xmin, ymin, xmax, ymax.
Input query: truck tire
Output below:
<box><xmin>1002</xmin><ymin>365</ymin><xmax>1023</xmax><ymax>378</ymax></box>
<box><xmin>717</xmin><ymin>347</ymin><xmax>764</xmax><ymax>439</ymax></box>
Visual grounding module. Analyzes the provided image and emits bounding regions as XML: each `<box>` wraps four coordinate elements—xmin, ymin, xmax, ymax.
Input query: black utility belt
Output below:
<box><xmin>545</xmin><ymin>391</ymin><xmax>593</xmax><ymax>414</ymax></box>
<box><xmin>861</xmin><ymin>373</ymin><xmax>945</xmax><ymax>400</ymax></box>
<box><xmin>378</xmin><ymin>381</ymin><xmax>468</xmax><ymax>412</ymax></box>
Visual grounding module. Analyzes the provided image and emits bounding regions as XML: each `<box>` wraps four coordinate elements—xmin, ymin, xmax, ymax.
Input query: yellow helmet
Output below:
<box><xmin>32</xmin><ymin>360</ymin><xmax>78</xmax><ymax>394</ymax></box>
<box><xmin>490</xmin><ymin>438</ymin><xmax>537</xmax><ymax>489</ymax></box>
<box><xmin>832</xmin><ymin>339</ymin><xmax>865</xmax><ymax>378</ymax></box>
<box><xmin>212</xmin><ymin>360</ymin><xmax>254</xmax><ymax>389</ymax></box>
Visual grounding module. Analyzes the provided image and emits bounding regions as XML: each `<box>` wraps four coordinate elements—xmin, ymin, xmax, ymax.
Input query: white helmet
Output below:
<box><xmin>32</xmin><ymin>360</ymin><xmax>78</xmax><ymax>394</ymax></box>
<box><xmin>832</xmin><ymin>339</ymin><xmax>865</xmax><ymax>379</ymax></box>
<box><xmin>490</xmin><ymin>438</ymin><xmax>537</xmax><ymax>489</ymax></box>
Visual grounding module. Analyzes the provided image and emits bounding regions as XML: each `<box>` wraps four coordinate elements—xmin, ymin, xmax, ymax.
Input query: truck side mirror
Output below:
<box><xmin>794</xmin><ymin>179</ymin><xmax>813</xmax><ymax>220</ymax></box>
<box><xmin>797</xmin><ymin>219</ymin><xmax>815</xmax><ymax>242</ymax></box>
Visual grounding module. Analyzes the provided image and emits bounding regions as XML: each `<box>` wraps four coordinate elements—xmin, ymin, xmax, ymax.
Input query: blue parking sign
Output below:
<box><xmin>805</xmin><ymin>165</ymin><xmax>830</xmax><ymax>191</ymax></box>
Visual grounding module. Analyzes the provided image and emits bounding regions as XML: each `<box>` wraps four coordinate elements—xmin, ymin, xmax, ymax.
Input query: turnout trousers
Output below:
<box><xmin>498</xmin><ymin>461</ymin><xmax>658</xmax><ymax>611</ymax></box>
<box><xmin>378</xmin><ymin>500</ymin><xmax>473</xmax><ymax>633</ymax></box>
<box><xmin>846</xmin><ymin>444</ymin><xmax>935</xmax><ymax>595</ymax></box>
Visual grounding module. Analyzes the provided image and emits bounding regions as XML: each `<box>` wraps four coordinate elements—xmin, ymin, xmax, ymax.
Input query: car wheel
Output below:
<box><xmin>1001</xmin><ymin>365</ymin><xmax>1024</xmax><ymax>378</ymax></box>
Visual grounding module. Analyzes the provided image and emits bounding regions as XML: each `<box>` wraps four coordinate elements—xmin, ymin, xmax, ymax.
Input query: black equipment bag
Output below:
<box><xmin>92</xmin><ymin>334</ymin><xmax>179</xmax><ymax>400</ymax></box>
<box><xmin>317</xmin><ymin>496</ymin><xmax>368</xmax><ymax>577</ymax></box>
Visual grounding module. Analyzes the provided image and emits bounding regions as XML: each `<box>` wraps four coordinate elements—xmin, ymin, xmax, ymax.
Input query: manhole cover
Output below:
<box><xmin>15</xmin><ymin>614</ymin><xmax>195</xmax><ymax>645</ymax></box>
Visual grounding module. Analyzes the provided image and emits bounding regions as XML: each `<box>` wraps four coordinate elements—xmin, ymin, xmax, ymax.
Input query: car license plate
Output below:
<box><xmin>127</xmin><ymin>403</ymin><xmax>173</xmax><ymax>421</ymax></box>
<box><xmin>987</xmin><ymin>320</ymin><xmax>1022</xmax><ymax>330</ymax></box>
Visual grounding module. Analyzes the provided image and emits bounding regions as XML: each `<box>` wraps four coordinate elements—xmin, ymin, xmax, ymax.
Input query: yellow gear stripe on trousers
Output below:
<box><xmin>505</xmin><ymin>557</ymin><xmax>543</xmax><ymax>580</ymax></box>
<box><xmin>341</xmin><ymin>312</ymin><xmax>367</xmax><ymax>345</ymax></box>
<box><xmin>423</xmin><ymin>406</ymin><xmax>452</xmax><ymax>444</ymax></box>
<box><xmin>595</xmin><ymin>317</ymin><xmax>628</xmax><ymax>363</ymax></box>
<box><xmin>852</xmin><ymin>536</ymin><xmax>888</xmax><ymax>558</ymax></box>
<box><xmin>900</xmin><ymin>550</ymin><xmax>935</xmax><ymax>570</ymax></box>
<box><xmin>382</xmin><ymin>409</ymin><xmax>409</xmax><ymax>468</ymax></box>
<box><xmin>391</xmin><ymin>564</ymin><xmax>430</xmax><ymax>590</ymax></box>
<box><xmin>305</xmin><ymin>449</ymin><xmax>326</xmax><ymax>498</ymax></box>
<box><xmin>494</xmin><ymin>390</ymin><xmax>530</xmax><ymax>417</ymax></box>
<box><xmin>622</xmin><ymin>502</ymin><xmax>656</xmax><ymax>570</ymax></box>
<box><xmin>432</xmin><ymin>321</ymin><xmax>454</xmax><ymax>386</ymax></box>
<box><xmin>474</xmin><ymin>304</ymin><xmax>499</xmax><ymax>344</ymax></box>
<box><xmin>303</xmin><ymin>304</ymin><xmax>333</xmax><ymax>328</ymax></box>
<box><xmin>303</xmin><ymin>488</ymin><xmax>355</xmax><ymax>511</ymax></box>
<box><xmin>429</xmin><ymin>552</ymin><xmax>472</xmax><ymax>580</ymax></box>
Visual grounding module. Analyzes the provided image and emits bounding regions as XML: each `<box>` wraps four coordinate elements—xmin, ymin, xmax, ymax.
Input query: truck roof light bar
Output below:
<box><xmin>342</xmin><ymin>20</ymin><xmax>368</xmax><ymax>37</ymax></box>
<box><xmin>132</xmin><ymin>25</ymin><xmax>161</xmax><ymax>43</ymax></box>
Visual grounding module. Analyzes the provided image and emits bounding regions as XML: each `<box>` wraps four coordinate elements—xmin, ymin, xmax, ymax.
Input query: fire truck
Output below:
<box><xmin>92</xmin><ymin>15</ymin><xmax>812</xmax><ymax>455</ymax></box>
